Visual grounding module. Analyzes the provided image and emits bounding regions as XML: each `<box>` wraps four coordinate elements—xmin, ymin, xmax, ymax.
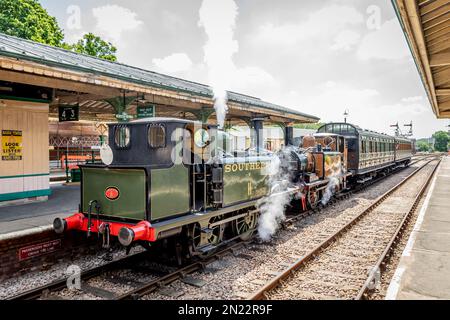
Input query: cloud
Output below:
<box><xmin>378</xmin><ymin>99</ymin><xmax>428</xmax><ymax>117</ymax></box>
<box><xmin>231</xmin><ymin>66</ymin><xmax>278</xmax><ymax>94</ymax></box>
<box><xmin>331</xmin><ymin>30</ymin><xmax>361</xmax><ymax>51</ymax></box>
<box><xmin>401</xmin><ymin>96</ymin><xmax>423</xmax><ymax>103</ymax></box>
<box><xmin>285</xmin><ymin>82</ymin><xmax>380</xmax><ymax>124</ymax></box>
<box><xmin>357</xmin><ymin>18</ymin><xmax>409</xmax><ymax>60</ymax></box>
<box><xmin>253</xmin><ymin>4</ymin><xmax>364</xmax><ymax>46</ymax></box>
<box><xmin>152</xmin><ymin>53</ymin><xmax>193</xmax><ymax>73</ymax></box>
<box><xmin>92</xmin><ymin>5</ymin><xmax>143</xmax><ymax>42</ymax></box>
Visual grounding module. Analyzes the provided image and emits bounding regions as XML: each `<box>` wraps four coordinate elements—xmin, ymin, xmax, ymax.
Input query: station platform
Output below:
<box><xmin>386</xmin><ymin>156</ymin><xmax>450</xmax><ymax>300</ymax></box>
<box><xmin>0</xmin><ymin>184</ymin><xmax>78</xmax><ymax>236</ymax></box>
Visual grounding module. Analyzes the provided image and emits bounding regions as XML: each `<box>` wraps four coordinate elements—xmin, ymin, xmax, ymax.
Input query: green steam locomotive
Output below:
<box><xmin>53</xmin><ymin>118</ymin><xmax>412</xmax><ymax>257</ymax></box>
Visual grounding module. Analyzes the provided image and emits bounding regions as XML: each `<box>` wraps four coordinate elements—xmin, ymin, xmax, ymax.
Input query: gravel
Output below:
<box><xmin>0</xmin><ymin>245</ymin><xmax>145</xmax><ymax>299</ymax></box>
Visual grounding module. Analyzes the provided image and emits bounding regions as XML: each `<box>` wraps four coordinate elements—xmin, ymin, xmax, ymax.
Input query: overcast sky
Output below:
<box><xmin>41</xmin><ymin>0</ymin><xmax>449</xmax><ymax>138</ymax></box>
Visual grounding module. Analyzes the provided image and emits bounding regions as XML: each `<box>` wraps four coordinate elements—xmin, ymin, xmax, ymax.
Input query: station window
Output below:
<box><xmin>148</xmin><ymin>125</ymin><xmax>166</xmax><ymax>148</ymax></box>
<box><xmin>114</xmin><ymin>125</ymin><xmax>130</xmax><ymax>148</ymax></box>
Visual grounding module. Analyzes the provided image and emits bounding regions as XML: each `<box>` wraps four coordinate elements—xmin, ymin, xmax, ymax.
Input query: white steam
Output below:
<box><xmin>321</xmin><ymin>176</ymin><xmax>339</xmax><ymax>205</ymax></box>
<box><xmin>321</xmin><ymin>162</ymin><xmax>343</xmax><ymax>206</ymax></box>
<box><xmin>199</xmin><ymin>0</ymin><xmax>238</xmax><ymax>129</ymax></box>
<box><xmin>257</xmin><ymin>147</ymin><xmax>297</xmax><ymax>242</ymax></box>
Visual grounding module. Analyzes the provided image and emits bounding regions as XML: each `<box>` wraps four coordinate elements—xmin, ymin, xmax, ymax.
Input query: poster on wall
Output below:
<box><xmin>2</xmin><ymin>130</ymin><xmax>23</xmax><ymax>161</ymax></box>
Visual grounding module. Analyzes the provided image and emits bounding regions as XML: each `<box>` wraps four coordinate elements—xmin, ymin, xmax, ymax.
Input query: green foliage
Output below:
<box><xmin>417</xmin><ymin>141</ymin><xmax>431</xmax><ymax>152</ymax></box>
<box><xmin>432</xmin><ymin>131</ymin><xmax>450</xmax><ymax>152</ymax></box>
<box><xmin>293</xmin><ymin>123</ymin><xmax>324</xmax><ymax>130</ymax></box>
<box><xmin>71</xmin><ymin>33</ymin><xmax>117</xmax><ymax>62</ymax></box>
<box><xmin>0</xmin><ymin>1</ymin><xmax>118</xmax><ymax>61</ymax></box>
<box><xmin>0</xmin><ymin>0</ymin><xmax>64</xmax><ymax>46</ymax></box>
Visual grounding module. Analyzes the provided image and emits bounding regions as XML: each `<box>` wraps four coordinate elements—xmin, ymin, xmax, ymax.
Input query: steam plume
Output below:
<box><xmin>257</xmin><ymin>147</ymin><xmax>297</xmax><ymax>241</ymax></box>
<box><xmin>321</xmin><ymin>162</ymin><xmax>343</xmax><ymax>206</ymax></box>
<box><xmin>199</xmin><ymin>0</ymin><xmax>238</xmax><ymax>128</ymax></box>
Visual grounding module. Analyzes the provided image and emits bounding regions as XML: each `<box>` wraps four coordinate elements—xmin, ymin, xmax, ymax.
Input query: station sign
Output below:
<box><xmin>2</xmin><ymin>130</ymin><xmax>22</xmax><ymax>161</ymax></box>
<box><xmin>137</xmin><ymin>104</ymin><xmax>156</xmax><ymax>118</ymax></box>
<box><xmin>115</xmin><ymin>112</ymin><xmax>134</xmax><ymax>121</ymax></box>
<box><xmin>58</xmin><ymin>105</ymin><xmax>79</xmax><ymax>122</ymax></box>
<box><xmin>18</xmin><ymin>239</ymin><xmax>61</xmax><ymax>261</ymax></box>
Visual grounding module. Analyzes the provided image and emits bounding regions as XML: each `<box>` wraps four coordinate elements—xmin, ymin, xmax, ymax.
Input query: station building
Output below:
<box><xmin>0</xmin><ymin>32</ymin><xmax>319</xmax><ymax>205</ymax></box>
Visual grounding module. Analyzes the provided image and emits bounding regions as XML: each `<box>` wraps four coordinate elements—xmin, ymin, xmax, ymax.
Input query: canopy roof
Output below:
<box><xmin>393</xmin><ymin>0</ymin><xmax>450</xmax><ymax>118</ymax></box>
<box><xmin>0</xmin><ymin>33</ymin><xmax>319</xmax><ymax>124</ymax></box>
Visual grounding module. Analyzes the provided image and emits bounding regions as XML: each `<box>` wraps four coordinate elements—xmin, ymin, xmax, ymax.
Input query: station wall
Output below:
<box><xmin>0</xmin><ymin>99</ymin><xmax>50</xmax><ymax>202</ymax></box>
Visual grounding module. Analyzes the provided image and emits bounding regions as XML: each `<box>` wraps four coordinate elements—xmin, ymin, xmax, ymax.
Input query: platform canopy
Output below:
<box><xmin>393</xmin><ymin>0</ymin><xmax>450</xmax><ymax>118</ymax></box>
<box><xmin>0</xmin><ymin>33</ymin><xmax>319</xmax><ymax>125</ymax></box>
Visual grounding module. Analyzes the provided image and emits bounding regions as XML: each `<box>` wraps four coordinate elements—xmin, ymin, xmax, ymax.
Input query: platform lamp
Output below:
<box><xmin>343</xmin><ymin>109</ymin><xmax>349</xmax><ymax>123</ymax></box>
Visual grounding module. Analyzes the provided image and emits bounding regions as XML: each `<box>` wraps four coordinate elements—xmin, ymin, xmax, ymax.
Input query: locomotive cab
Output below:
<box><xmin>54</xmin><ymin>119</ymin><xmax>218</xmax><ymax>243</ymax></box>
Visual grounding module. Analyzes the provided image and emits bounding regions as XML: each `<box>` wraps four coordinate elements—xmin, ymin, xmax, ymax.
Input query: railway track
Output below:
<box><xmin>7</xmin><ymin>240</ymin><xmax>250</xmax><ymax>300</ymax></box>
<box><xmin>248</xmin><ymin>157</ymin><xmax>441</xmax><ymax>300</ymax></box>
<box><xmin>6</xmin><ymin>155</ymin><xmax>436</xmax><ymax>300</ymax></box>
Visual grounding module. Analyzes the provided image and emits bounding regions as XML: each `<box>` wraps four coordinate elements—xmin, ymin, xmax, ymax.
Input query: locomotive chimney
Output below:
<box><xmin>250</xmin><ymin>118</ymin><xmax>264</xmax><ymax>153</ymax></box>
<box><xmin>285</xmin><ymin>126</ymin><xmax>294</xmax><ymax>146</ymax></box>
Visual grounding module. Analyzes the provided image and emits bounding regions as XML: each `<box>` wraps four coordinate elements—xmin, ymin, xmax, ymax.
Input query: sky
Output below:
<box><xmin>40</xmin><ymin>0</ymin><xmax>450</xmax><ymax>138</ymax></box>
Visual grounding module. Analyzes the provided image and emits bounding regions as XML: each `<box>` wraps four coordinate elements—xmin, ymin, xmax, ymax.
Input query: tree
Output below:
<box><xmin>0</xmin><ymin>0</ymin><xmax>64</xmax><ymax>46</ymax></box>
<box><xmin>72</xmin><ymin>33</ymin><xmax>117</xmax><ymax>62</ymax></box>
<box><xmin>294</xmin><ymin>123</ymin><xmax>325</xmax><ymax>130</ymax></box>
<box><xmin>0</xmin><ymin>1</ymin><xmax>118</xmax><ymax>61</ymax></box>
<box><xmin>432</xmin><ymin>131</ymin><xmax>449</xmax><ymax>152</ymax></box>
<box><xmin>417</xmin><ymin>141</ymin><xmax>431</xmax><ymax>152</ymax></box>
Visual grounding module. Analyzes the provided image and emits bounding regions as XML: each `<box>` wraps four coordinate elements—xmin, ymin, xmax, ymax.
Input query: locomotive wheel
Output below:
<box><xmin>189</xmin><ymin>224</ymin><xmax>202</xmax><ymax>253</ymax></box>
<box><xmin>188</xmin><ymin>216</ymin><xmax>225</xmax><ymax>255</ymax></box>
<box><xmin>232</xmin><ymin>211</ymin><xmax>257</xmax><ymax>241</ymax></box>
<box><xmin>307</xmin><ymin>190</ymin><xmax>319</xmax><ymax>209</ymax></box>
<box><xmin>207</xmin><ymin>216</ymin><xmax>225</xmax><ymax>246</ymax></box>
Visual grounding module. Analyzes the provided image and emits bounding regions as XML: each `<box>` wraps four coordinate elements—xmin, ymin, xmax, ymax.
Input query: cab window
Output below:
<box><xmin>148</xmin><ymin>125</ymin><xmax>166</xmax><ymax>148</ymax></box>
<box><xmin>114</xmin><ymin>125</ymin><xmax>130</xmax><ymax>148</ymax></box>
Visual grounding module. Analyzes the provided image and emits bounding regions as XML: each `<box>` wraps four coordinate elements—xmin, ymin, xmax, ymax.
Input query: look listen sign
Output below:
<box><xmin>2</xmin><ymin>130</ymin><xmax>23</xmax><ymax>161</ymax></box>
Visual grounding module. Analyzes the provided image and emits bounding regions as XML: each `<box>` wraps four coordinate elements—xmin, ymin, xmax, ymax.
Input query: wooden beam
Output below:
<box><xmin>427</xmin><ymin>30</ymin><xmax>450</xmax><ymax>46</ymax></box>
<box><xmin>425</xmin><ymin>24</ymin><xmax>450</xmax><ymax>42</ymax></box>
<box><xmin>430</xmin><ymin>52</ymin><xmax>450</xmax><ymax>66</ymax></box>
<box><xmin>421</xmin><ymin>3</ymin><xmax>450</xmax><ymax>24</ymax></box>
<box><xmin>0</xmin><ymin>69</ymin><xmax>121</xmax><ymax>96</ymax></box>
<box><xmin>424</xmin><ymin>19</ymin><xmax>449</xmax><ymax>37</ymax></box>
<box><xmin>436</xmin><ymin>89</ymin><xmax>450</xmax><ymax>95</ymax></box>
<box><xmin>434</xmin><ymin>67</ymin><xmax>450</xmax><ymax>86</ymax></box>
<box><xmin>423</xmin><ymin>12</ymin><xmax>449</xmax><ymax>30</ymax></box>
<box><xmin>439</xmin><ymin>99</ymin><xmax>450</xmax><ymax>111</ymax></box>
<box><xmin>56</xmin><ymin>93</ymin><xmax>110</xmax><ymax>104</ymax></box>
<box><xmin>420</xmin><ymin>0</ymin><xmax>449</xmax><ymax>16</ymax></box>
<box><xmin>428</xmin><ymin>36</ymin><xmax>450</xmax><ymax>54</ymax></box>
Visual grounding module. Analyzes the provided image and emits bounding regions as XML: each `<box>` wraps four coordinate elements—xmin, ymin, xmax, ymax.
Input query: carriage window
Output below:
<box><xmin>114</xmin><ymin>125</ymin><xmax>130</xmax><ymax>148</ymax></box>
<box><xmin>326</xmin><ymin>124</ymin><xmax>333</xmax><ymax>132</ymax></box>
<box><xmin>333</xmin><ymin>124</ymin><xmax>341</xmax><ymax>133</ymax></box>
<box><xmin>148</xmin><ymin>125</ymin><xmax>166</xmax><ymax>148</ymax></box>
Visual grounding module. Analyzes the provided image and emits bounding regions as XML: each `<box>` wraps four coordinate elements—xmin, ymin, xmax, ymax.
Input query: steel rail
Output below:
<box><xmin>355</xmin><ymin>158</ymin><xmax>441</xmax><ymax>300</ymax></box>
<box><xmin>8</xmin><ymin>240</ymin><xmax>247</xmax><ymax>300</ymax></box>
<box><xmin>248</xmin><ymin>158</ymin><xmax>440</xmax><ymax>300</ymax></box>
<box><xmin>7</xmin><ymin>250</ymin><xmax>150</xmax><ymax>300</ymax></box>
<box><xmin>116</xmin><ymin>240</ymin><xmax>248</xmax><ymax>300</ymax></box>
